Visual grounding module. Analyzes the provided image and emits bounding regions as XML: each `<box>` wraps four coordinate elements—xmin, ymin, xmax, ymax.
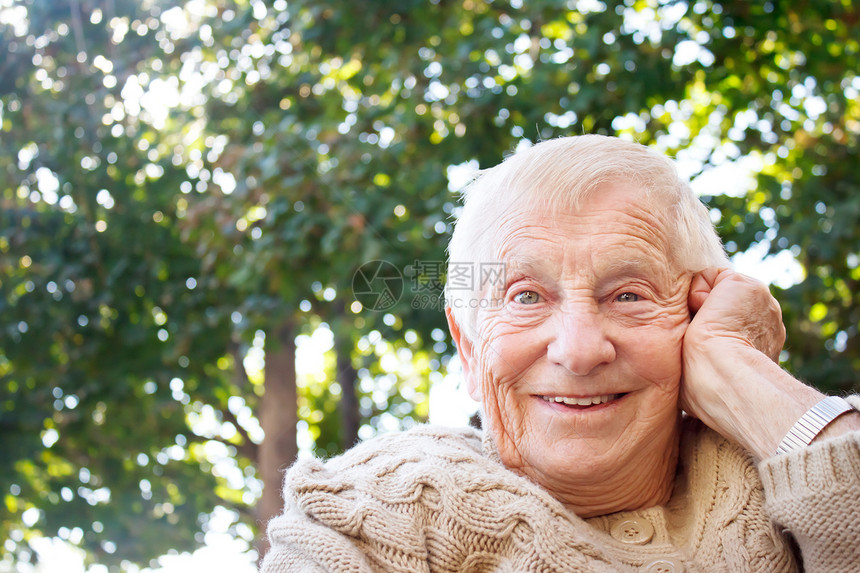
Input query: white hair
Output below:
<box><xmin>445</xmin><ymin>135</ymin><xmax>729</xmax><ymax>340</ymax></box>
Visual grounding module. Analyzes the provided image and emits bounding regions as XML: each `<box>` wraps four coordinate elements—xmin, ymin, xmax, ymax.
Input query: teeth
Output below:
<box><xmin>543</xmin><ymin>394</ymin><xmax>617</xmax><ymax>406</ymax></box>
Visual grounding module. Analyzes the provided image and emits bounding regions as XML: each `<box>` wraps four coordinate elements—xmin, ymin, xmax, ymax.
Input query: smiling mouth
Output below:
<box><xmin>539</xmin><ymin>393</ymin><xmax>623</xmax><ymax>407</ymax></box>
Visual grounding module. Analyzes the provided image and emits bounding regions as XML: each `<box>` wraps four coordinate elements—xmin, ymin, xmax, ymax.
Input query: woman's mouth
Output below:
<box><xmin>538</xmin><ymin>393</ymin><xmax>623</xmax><ymax>407</ymax></box>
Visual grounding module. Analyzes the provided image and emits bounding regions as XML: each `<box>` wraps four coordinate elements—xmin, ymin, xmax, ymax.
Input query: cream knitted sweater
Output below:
<box><xmin>262</xmin><ymin>412</ymin><xmax>860</xmax><ymax>572</ymax></box>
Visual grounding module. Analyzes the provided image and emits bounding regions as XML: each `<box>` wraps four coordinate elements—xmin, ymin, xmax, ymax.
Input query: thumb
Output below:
<box><xmin>688</xmin><ymin>267</ymin><xmax>735</xmax><ymax>314</ymax></box>
<box><xmin>688</xmin><ymin>269</ymin><xmax>718</xmax><ymax>314</ymax></box>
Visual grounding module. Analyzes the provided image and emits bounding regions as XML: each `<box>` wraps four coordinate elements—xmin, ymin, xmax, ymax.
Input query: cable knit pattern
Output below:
<box><xmin>262</xmin><ymin>416</ymin><xmax>860</xmax><ymax>573</ymax></box>
<box><xmin>758</xmin><ymin>395</ymin><xmax>860</xmax><ymax>573</ymax></box>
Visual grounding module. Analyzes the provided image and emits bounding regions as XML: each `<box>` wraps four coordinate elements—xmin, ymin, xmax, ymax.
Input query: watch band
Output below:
<box><xmin>776</xmin><ymin>396</ymin><xmax>856</xmax><ymax>455</ymax></box>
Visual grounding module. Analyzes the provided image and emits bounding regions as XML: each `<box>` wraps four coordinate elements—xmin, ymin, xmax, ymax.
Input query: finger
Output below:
<box><xmin>687</xmin><ymin>267</ymin><xmax>722</xmax><ymax>313</ymax></box>
<box><xmin>689</xmin><ymin>267</ymin><xmax>741</xmax><ymax>313</ymax></box>
<box><xmin>687</xmin><ymin>274</ymin><xmax>710</xmax><ymax>313</ymax></box>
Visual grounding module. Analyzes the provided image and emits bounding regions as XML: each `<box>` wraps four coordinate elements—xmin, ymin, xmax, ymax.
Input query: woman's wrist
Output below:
<box><xmin>713</xmin><ymin>349</ymin><xmax>860</xmax><ymax>457</ymax></box>
<box><xmin>684</xmin><ymin>343</ymin><xmax>824</xmax><ymax>459</ymax></box>
<box><xmin>737</xmin><ymin>366</ymin><xmax>822</xmax><ymax>459</ymax></box>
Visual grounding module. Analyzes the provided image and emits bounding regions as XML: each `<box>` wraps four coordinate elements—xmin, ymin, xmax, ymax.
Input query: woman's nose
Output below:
<box><xmin>545</xmin><ymin>304</ymin><xmax>616</xmax><ymax>376</ymax></box>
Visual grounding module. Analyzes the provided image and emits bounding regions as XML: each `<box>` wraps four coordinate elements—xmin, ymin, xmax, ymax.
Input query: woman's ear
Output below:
<box><xmin>445</xmin><ymin>307</ymin><xmax>481</xmax><ymax>401</ymax></box>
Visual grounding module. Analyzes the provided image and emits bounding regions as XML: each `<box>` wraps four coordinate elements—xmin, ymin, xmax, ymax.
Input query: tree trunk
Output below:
<box><xmin>256</xmin><ymin>320</ymin><xmax>298</xmax><ymax>561</ymax></box>
<box><xmin>336</xmin><ymin>333</ymin><xmax>360</xmax><ymax>450</ymax></box>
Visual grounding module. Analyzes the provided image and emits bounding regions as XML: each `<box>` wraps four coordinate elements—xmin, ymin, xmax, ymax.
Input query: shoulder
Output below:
<box><xmin>343</xmin><ymin>423</ymin><xmax>484</xmax><ymax>465</ymax></box>
<box><xmin>320</xmin><ymin>423</ymin><xmax>482</xmax><ymax>467</ymax></box>
<box><xmin>284</xmin><ymin>424</ymin><xmax>488</xmax><ymax>492</ymax></box>
<box><xmin>280</xmin><ymin>424</ymin><xmax>525</xmax><ymax>551</ymax></box>
<box><xmin>267</xmin><ymin>426</ymin><xmax>485</xmax><ymax>573</ymax></box>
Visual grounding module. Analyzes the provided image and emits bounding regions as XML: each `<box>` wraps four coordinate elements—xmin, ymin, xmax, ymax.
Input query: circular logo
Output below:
<box><xmin>351</xmin><ymin>260</ymin><xmax>403</xmax><ymax>311</ymax></box>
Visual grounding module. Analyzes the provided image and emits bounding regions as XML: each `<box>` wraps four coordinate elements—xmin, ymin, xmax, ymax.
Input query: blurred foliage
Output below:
<box><xmin>1</xmin><ymin>0</ymin><xmax>858</xmax><ymax>569</ymax></box>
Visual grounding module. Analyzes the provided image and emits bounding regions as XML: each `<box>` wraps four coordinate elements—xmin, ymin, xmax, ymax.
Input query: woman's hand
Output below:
<box><xmin>681</xmin><ymin>268</ymin><xmax>824</xmax><ymax>459</ymax></box>
<box><xmin>685</xmin><ymin>268</ymin><xmax>785</xmax><ymax>363</ymax></box>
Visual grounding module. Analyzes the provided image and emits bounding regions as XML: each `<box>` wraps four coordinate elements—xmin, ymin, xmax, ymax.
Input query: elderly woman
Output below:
<box><xmin>262</xmin><ymin>135</ymin><xmax>860</xmax><ymax>572</ymax></box>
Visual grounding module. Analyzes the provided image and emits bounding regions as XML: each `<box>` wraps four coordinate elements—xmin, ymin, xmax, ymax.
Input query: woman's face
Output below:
<box><xmin>448</xmin><ymin>181</ymin><xmax>693</xmax><ymax>516</ymax></box>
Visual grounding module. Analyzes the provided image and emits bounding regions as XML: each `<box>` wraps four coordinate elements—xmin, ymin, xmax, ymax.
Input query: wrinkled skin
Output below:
<box><xmin>447</xmin><ymin>182</ymin><xmax>691</xmax><ymax>516</ymax></box>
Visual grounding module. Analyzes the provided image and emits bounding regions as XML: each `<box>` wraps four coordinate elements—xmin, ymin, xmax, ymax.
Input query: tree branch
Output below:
<box><xmin>221</xmin><ymin>407</ymin><xmax>259</xmax><ymax>463</ymax></box>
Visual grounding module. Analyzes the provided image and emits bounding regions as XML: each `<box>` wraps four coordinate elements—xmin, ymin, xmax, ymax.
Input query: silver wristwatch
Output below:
<box><xmin>776</xmin><ymin>396</ymin><xmax>857</xmax><ymax>455</ymax></box>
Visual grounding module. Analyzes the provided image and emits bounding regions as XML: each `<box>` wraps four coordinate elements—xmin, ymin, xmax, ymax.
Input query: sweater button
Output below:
<box><xmin>643</xmin><ymin>557</ymin><xmax>684</xmax><ymax>573</ymax></box>
<box><xmin>609</xmin><ymin>517</ymin><xmax>654</xmax><ymax>544</ymax></box>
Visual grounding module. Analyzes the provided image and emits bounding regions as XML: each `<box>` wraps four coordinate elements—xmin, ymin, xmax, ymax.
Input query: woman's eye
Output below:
<box><xmin>616</xmin><ymin>292</ymin><xmax>641</xmax><ymax>302</ymax></box>
<box><xmin>513</xmin><ymin>291</ymin><xmax>540</xmax><ymax>305</ymax></box>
